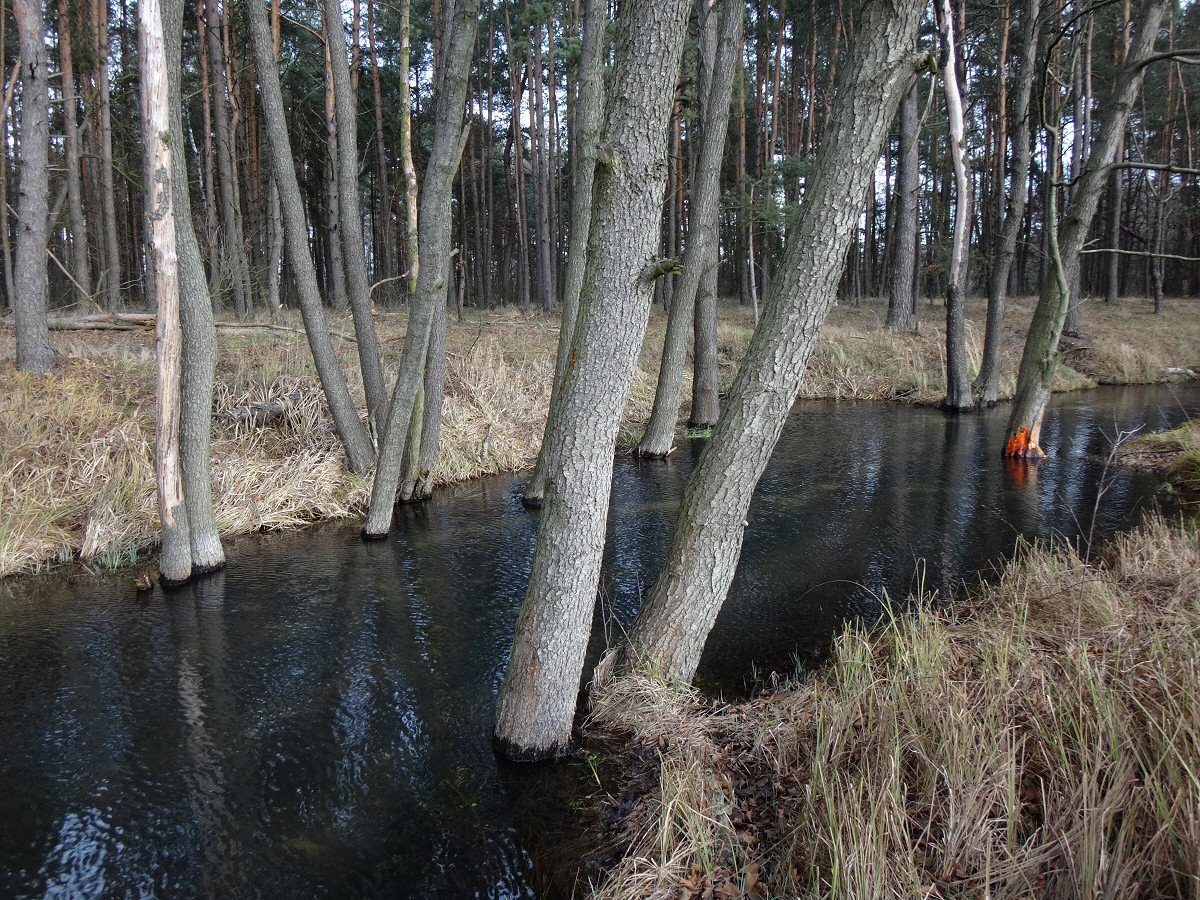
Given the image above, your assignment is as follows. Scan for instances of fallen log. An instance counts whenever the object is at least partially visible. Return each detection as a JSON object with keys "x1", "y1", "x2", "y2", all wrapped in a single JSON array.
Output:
[{"x1": 214, "y1": 391, "x2": 305, "y2": 428}]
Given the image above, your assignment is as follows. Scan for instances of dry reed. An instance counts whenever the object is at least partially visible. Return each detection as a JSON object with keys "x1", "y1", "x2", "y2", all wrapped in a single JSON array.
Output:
[{"x1": 584, "y1": 515, "x2": 1200, "y2": 900}]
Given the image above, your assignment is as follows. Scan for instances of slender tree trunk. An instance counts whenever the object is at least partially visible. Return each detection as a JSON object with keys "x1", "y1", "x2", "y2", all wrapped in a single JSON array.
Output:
[
  {"x1": 362, "y1": 0, "x2": 479, "y2": 533},
  {"x1": 140, "y1": 0, "x2": 193, "y2": 584},
  {"x1": 0, "y1": 8, "x2": 14, "y2": 308},
  {"x1": 521, "y1": 0, "x2": 607, "y2": 506},
  {"x1": 938, "y1": 0, "x2": 973, "y2": 410},
  {"x1": 245, "y1": 0, "x2": 375, "y2": 474},
  {"x1": 975, "y1": 0, "x2": 1040, "y2": 404},
  {"x1": 639, "y1": 0, "x2": 742, "y2": 456},
  {"x1": 398, "y1": 0, "x2": 418, "y2": 297},
  {"x1": 886, "y1": 76, "x2": 920, "y2": 331},
  {"x1": 96, "y1": 0, "x2": 122, "y2": 310},
  {"x1": 621, "y1": 0, "x2": 924, "y2": 684},
  {"x1": 323, "y1": 0, "x2": 388, "y2": 425},
  {"x1": 322, "y1": 47, "x2": 348, "y2": 313},
  {"x1": 1004, "y1": 0, "x2": 1163, "y2": 459},
  {"x1": 367, "y1": 0, "x2": 395, "y2": 282},
  {"x1": 58, "y1": 0, "x2": 91, "y2": 307},
  {"x1": 493, "y1": 0, "x2": 693, "y2": 762},
  {"x1": 13, "y1": 0, "x2": 55, "y2": 373}
]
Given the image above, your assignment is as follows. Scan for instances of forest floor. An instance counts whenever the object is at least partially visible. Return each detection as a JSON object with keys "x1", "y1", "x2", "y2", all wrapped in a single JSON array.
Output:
[
  {"x1": 573, "y1": 513, "x2": 1200, "y2": 900},
  {"x1": 1, "y1": 293, "x2": 1197, "y2": 577}
]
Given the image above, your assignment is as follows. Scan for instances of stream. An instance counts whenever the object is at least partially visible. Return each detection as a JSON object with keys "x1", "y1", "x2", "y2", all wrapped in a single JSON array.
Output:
[{"x1": 2, "y1": 382, "x2": 1197, "y2": 898}]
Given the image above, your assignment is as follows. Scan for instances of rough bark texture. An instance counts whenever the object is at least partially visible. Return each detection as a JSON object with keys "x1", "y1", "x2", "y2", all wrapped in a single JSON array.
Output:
[
  {"x1": 12, "y1": 0, "x2": 55, "y2": 374},
  {"x1": 624, "y1": 0, "x2": 924, "y2": 683},
  {"x1": 938, "y1": 0, "x2": 973, "y2": 411},
  {"x1": 885, "y1": 76, "x2": 919, "y2": 332},
  {"x1": 246, "y1": 0, "x2": 376, "y2": 475},
  {"x1": 975, "y1": 0, "x2": 1040, "y2": 405},
  {"x1": 1004, "y1": 0, "x2": 1163, "y2": 459},
  {"x1": 141, "y1": 0, "x2": 192, "y2": 584},
  {"x1": 323, "y1": 0, "x2": 388, "y2": 425},
  {"x1": 492, "y1": 0, "x2": 693, "y2": 762},
  {"x1": 363, "y1": 0, "x2": 479, "y2": 534},
  {"x1": 58, "y1": 0, "x2": 90, "y2": 307},
  {"x1": 522, "y1": 0, "x2": 607, "y2": 506},
  {"x1": 638, "y1": 0, "x2": 742, "y2": 457},
  {"x1": 166, "y1": 0, "x2": 224, "y2": 572}
]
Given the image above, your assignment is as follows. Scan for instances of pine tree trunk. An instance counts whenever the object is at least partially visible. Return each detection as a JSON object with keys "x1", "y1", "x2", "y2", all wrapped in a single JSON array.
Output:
[
  {"x1": 1004, "y1": 0, "x2": 1163, "y2": 459},
  {"x1": 12, "y1": 0, "x2": 55, "y2": 373},
  {"x1": 245, "y1": 0, "x2": 375, "y2": 474},
  {"x1": 362, "y1": 0, "x2": 479, "y2": 533},
  {"x1": 492, "y1": 0, "x2": 693, "y2": 762},
  {"x1": 58, "y1": 0, "x2": 91, "y2": 307},
  {"x1": 622, "y1": 0, "x2": 924, "y2": 683},
  {"x1": 639, "y1": 0, "x2": 742, "y2": 456},
  {"x1": 95, "y1": 0, "x2": 122, "y2": 310},
  {"x1": 521, "y1": 0, "x2": 607, "y2": 506},
  {"x1": 975, "y1": 0, "x2": 1040, "y2": 404}
]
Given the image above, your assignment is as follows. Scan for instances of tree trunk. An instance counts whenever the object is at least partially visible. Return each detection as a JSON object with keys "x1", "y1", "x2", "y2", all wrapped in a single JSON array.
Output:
[
  {"x1": 975, "y1": 0, "x2": 1040, "y2": 404},
  {"x1": 245, "y1": 0, "x2": 376, "y2": 474},
  {"x1": 96, "y1": 0, "x2": 122, "y2": 310},
  {"x1": 58, "y1": 0, "x2": 91, "y2": 308},
  {"x1": 639, "y1": 0, "x2": 742, "y2": 457},
  {"x1": 362, "y1": 0, "x2": 479, "y2": 533},
  {"x1": 493, "y1": 0, "x2": 693, "y2": 762},
  {"x1": 521, "y1": 0, "x2": 607, "y2": 506},
  {"x1": 938, "y1": 0, "x2": 973, "y2": 410},
  {"x1": 885, "y1": 75, "x2": 919, "y2": 331},
  {"x1": 322, "y1": 50, "x2": 348, "y2": 313},
  {"x1": 622, "y1": 0, "x2": 924, "y2": 684},
  {"x1": 366, "y1": 0, "x2": 395, "y2": 283},
  {"x1": 140, "y1": 0, "x2": 192, "y2": 584},
  {"x1": 12, "y1": 0, "x2": 55, "y2": 374},
  {"x1": 1004, "y1": 0, "x2": 1163, "y2": 459},
  {"x1": 323, "y1": 0, "x2": 388, "y2": 425},
  {"x1": 398, "y1": 0, "x2": 418, "y2": 297}
]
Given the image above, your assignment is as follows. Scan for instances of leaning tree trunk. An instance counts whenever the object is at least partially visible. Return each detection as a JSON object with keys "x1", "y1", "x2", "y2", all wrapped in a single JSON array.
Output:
[
  {"x1": 140, "y1": 0, "x2": 192, "y2": 584},
  {"x1": 322, "y1": 0, "x2": 388, "y2": 426},
  {"x1": 622, "y1": 0, "x2": 925, "y2": 684},
  {"x1": 974, "y1": 0, "x2": 1040, "y2": 405},
  {"x1": 12, "y1": 0, "x2": 55, "y2": 374},
  {"x1": 245, "y1": 0, "x2": 376, "y2": 474},
  {"x1": 522, "y1": 0, "x2": 606, "y2": 506},
  {"x1": 1004, "y1": 0, "x2": 1164, "y2": 459},
  {"x1": 362, "y1": 0, "x2": 479, "y2": 534},
  {"x1": 938, "y1": 0, "x2": 973, "y2": 411},
  {"x1": 885, "y1": 76, "x2": 919, "y2": 332},
  {"x1": 638, "y1": 0, "x2": 743, "y2": 457},
  {"x1": 166, "y1": 0, "x2": 224, "y2": 572},
  {"x1": 492, "y1": 0, "x2": 694, "y2": 762}
]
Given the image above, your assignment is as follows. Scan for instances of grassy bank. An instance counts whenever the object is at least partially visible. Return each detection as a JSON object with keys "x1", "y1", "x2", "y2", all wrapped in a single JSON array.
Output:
[
  {"x1": 2, "y1": 294, "x2": 1197, "y2": 577},
  {"x1": 1120, "y1": 418, "x2": 1200, "y2": 507},
  {"x1": 581, "y1": 515, "x2": 1200, "y2": 899}
]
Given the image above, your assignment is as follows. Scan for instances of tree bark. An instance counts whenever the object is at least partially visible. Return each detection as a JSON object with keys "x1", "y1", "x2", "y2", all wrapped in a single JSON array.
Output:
[
  {"x1": 622, "y1": 0, "x2": 924, "y2": 684},
  {"x1": 885, "y1": 76, "x2": 919, "y2": 332},
  {"x1": 95, "y1": 0, "x2": 122, "y2": 311},
  {"x1": 323, "y1": 0, "x2": 388, "y2": 426},
  {"x1": 12, "y1": 0, "x2": 55, "y2": 374},
  {"x1": 362, "y1": 0, "x2": 479, "y2": 533},
  {"x1": 522, "y1": 0, "x2": 607, "y2": 506},
  {"x1": 492, "y1": 0, "x2": 693, "y2": 761},
  {"x1": 58, "y1": 0, "x2": 91, "y2": 308},
  {"x1": 1004, "y1": 0, "x2": 1163, "y2": 459},
  {"x1": 140, "y1": 0, "x2": 192, "y2": 584},
  {"x1": 974, "y1": 0, "x2": 1040, "y2": 404},
  {"x1": 638, "y1": 0, "x2": 742, "y2": 457},
  {"x1": 245, "y1": 0, "x2": 376, "y2": 475}
]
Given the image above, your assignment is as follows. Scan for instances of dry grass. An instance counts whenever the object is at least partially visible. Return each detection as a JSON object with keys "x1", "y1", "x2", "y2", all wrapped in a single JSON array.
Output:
[
  {"x1": 583, "y1": 515, "x2": 1200, "y2": 899},
  {"x1": 1, "y1": 293, "x2": 1196, "y2": 576},
  {"x1": 1120, "y1": 418, "x2": 1200, "y2": 506}
]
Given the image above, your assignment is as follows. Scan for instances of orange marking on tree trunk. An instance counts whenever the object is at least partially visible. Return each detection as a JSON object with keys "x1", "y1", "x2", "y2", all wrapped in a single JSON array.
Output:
[{"x1": 1004, "y1": 426, "x2": 1046, "y2": 460}]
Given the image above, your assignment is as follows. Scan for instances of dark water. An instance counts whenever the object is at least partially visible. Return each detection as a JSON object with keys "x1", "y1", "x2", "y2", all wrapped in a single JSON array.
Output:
[{"x1": 2, "y1": 383, "x2": 1197, "y2": 899}]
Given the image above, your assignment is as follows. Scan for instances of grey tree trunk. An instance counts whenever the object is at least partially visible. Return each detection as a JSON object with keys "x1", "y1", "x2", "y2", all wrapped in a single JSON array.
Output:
[
  {"x1": 58, "y1": 0, "x2": 91, "y2": 308},
  {"x1": 399, "y1": 284, "x2": 448, "y2": 503},
  {"x1": 96, "y1": 0, "x2": 122, "y2": 311},
  {"x1": 245, "y1": 0, "x2": 376, "y2": 475},
  {"x1": 140, "y1": 0, "x2": 192, "y2": 584},
  {"x1": 885, "y1": 76, "x2": 919, "y2": 332},
  {"x1": 1004, "y1": 0, "x2": 1163, "y2": 459},
  {"x1": 638, "y1": 0, "x2": 742, "y2": 457},
  {"x1": 974, "y1": 0, "x2": 1040, "y2": 405},
  {"x1": 323, "y1": 0, "x2": 388, "y2": 426},
  {"x1": 623, "y1": 0, "x2": 925, "y2": 684},
  {"x1": 522, "y1": 0, "x2": 607, "y2": 506},
  {"x1": 362, "y1": 0, "x2": 479, "y2": 534},
  {"x1": 492, "y1": 0, "x2": 693, "y2": 762},
  {"x1": 12, "y1": 0, "x2": 55, "y2": 374},
  {"x1": 166, "y1": 0, "x2": 223, "y2": 572}
]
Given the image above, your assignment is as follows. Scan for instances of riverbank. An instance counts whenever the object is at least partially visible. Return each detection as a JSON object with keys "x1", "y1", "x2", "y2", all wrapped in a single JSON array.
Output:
[
  {"x1": 577, "y1": 514, "x2": 1200, "y2": 899},
  {"x1": 2, "y1": 294, "x2": 1197, "y2": 576}
]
